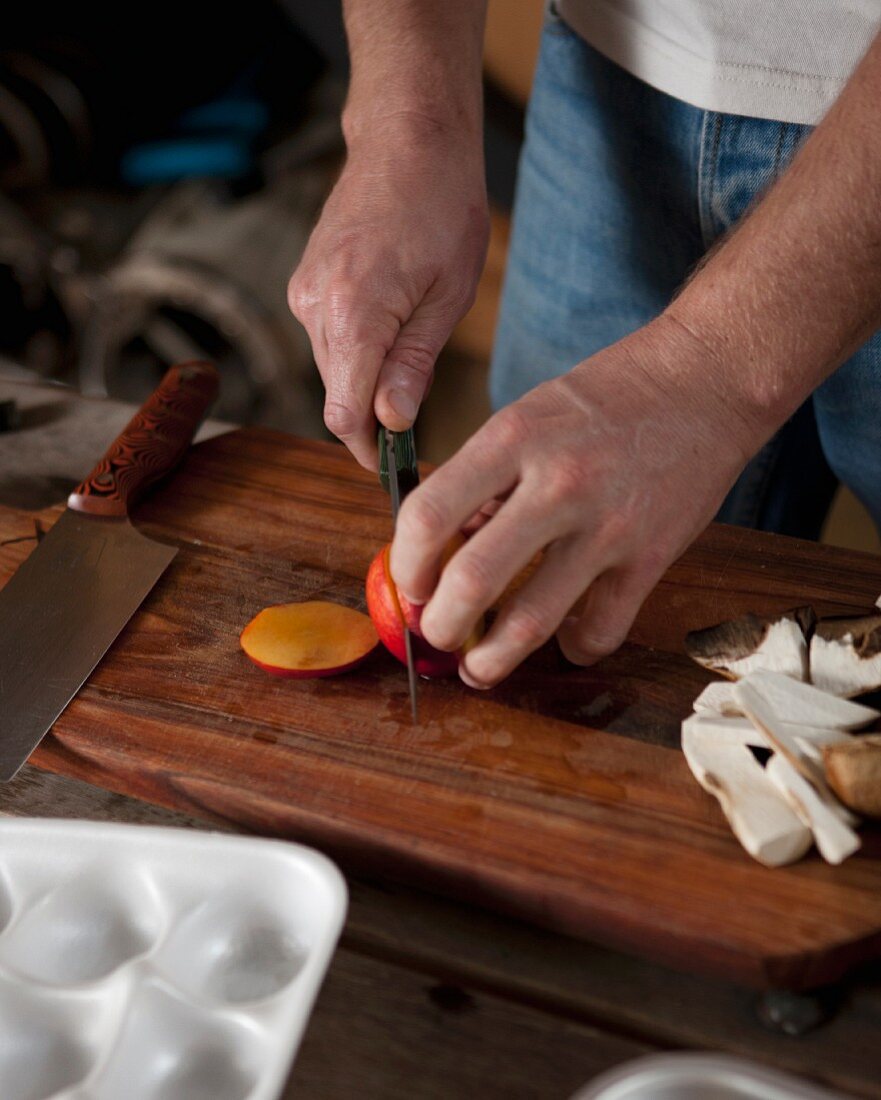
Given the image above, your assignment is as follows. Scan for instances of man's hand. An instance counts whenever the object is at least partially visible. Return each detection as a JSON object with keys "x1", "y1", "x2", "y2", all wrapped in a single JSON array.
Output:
[
  {"x1": 288, "y1": 127, "x2": 488, "y2": 469},
  {"x1": 396, "y1": 27, "x2": 881, "y2": 687},
  {"x1": 289, "y1": 0, "x2": 488, "y2": 470},
  {"x1": 390, "y1": 317, "x2": 760, "y2": 687}
]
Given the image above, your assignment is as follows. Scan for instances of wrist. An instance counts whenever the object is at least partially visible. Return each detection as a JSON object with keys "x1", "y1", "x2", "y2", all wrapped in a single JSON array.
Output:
[
  {"x1": 573, "y1": 313, "x2": 773, "y2": 469},
  {"x1": 654, "y1": 305, "x2": 791, "y2": 455},
  {"x1": 342, "y1": 102, "x2": 482, "y2": 156}
]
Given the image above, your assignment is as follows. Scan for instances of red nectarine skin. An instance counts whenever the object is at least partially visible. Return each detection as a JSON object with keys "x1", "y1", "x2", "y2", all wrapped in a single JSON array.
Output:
[
  {"x1": 245, "y1": 652, "x2": 373, "y2": 679},
  {"x1": 365, "y1": 548, "x2": 410, "y2": 665},
  {"x1": 365, "y1": 543, "x2": 483, "y2": 678},
  {"x1": 240, "y1": 601, "x2": 378, "y2": 678}
]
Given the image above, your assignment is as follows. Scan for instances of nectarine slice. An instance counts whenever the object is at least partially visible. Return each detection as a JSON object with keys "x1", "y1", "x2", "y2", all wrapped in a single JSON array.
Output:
[{"x1": 241, "y1": 601, "x2": 378, "y2": 678}]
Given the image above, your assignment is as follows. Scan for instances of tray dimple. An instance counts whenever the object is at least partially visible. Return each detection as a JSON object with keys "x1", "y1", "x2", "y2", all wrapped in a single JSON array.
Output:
[
  {"x1": 90, "y1": 981, "x2": 264, "y2": 1100},
  {"x1": 0, "y1": 866, "x2": 164, "y2": 987},
  {"x1": 155, "y1": 894, "x2": 307, "y2": 1006},
  {"x1": 0, "y1": 820, "x2": 347, "y2": 1100},
  {"x1": 0, "y1": 869, "x2": 13, "y2": 935},
  {"x1": 0, "y1": 982, "x2": 98, "y2": 1100}
]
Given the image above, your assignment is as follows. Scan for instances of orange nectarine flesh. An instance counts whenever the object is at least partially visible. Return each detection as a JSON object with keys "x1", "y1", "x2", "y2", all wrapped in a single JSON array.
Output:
[
  {"x1": 383, "y1": 546, "x2": 407, "y2": 626},
  {"x1": 240, "y1": 601, "x2": 378, "y2": 678}
]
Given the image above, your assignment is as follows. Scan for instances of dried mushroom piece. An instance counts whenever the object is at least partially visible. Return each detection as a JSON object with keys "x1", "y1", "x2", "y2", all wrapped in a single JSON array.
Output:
[
  {"x1": 822, "y1": 735, "x2": 881, "y2": 818},
  {"x1": 681, "y1": 717, "x2": 812, "y2": 867},
  {"x1": 810, "y1": 614, "x2": 881, "y2": 697},
  {"x1": 685, "y1": 607, "x2": 814, "y2": 682}
]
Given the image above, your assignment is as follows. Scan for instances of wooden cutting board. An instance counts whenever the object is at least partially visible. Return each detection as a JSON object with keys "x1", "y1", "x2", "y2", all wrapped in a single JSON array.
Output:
[{"x1": 4, "y1": 427, "x2": 881, "y2": 991}]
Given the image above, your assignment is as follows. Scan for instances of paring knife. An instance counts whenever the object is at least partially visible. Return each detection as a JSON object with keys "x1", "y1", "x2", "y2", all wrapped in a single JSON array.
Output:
[
  {"x1": 379, "y1": 425, "x2": 419, "y2": 723},
  {"x1": 0, "y1": 361, "x2": 219, "y2": 781}
]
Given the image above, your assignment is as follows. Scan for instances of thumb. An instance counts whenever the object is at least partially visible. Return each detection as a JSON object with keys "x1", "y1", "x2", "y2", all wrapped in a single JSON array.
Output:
[{"x1": 373, "y1": 301, "x2": 454, "y2": 430}]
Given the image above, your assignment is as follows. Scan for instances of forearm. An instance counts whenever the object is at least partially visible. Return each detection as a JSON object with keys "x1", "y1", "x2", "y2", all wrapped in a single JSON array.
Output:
[
  {"x1": 342, "y1": 0, "x2": 487, "y2": 149},
  {"x1": 667, "y1": 31, "x2": 881, "y2": 443}
]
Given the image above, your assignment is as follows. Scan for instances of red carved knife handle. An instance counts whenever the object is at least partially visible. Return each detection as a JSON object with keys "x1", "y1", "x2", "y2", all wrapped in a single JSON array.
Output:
[{"x1": 68, "y1": 361, "x2": 220, "y2": 517}]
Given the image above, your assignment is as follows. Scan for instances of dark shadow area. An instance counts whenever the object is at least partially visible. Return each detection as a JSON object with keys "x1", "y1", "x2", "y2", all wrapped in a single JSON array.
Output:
[
  {"x1": 0, "y1": 474, "x2": 76, "y2": 510},
  {"x1": 17, "y1": 401, "x2": 67, "y2": 431}
]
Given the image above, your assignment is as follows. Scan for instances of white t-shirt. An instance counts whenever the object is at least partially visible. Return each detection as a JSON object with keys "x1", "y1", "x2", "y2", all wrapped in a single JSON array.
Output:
[{"x1": 556, "y1": 0, "x2": 881, "y2": 124}]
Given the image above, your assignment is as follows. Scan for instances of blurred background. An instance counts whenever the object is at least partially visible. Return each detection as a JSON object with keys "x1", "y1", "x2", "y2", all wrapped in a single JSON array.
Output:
[{"x1": 1, "y1": 0, "x2": 876, "y2": 551}]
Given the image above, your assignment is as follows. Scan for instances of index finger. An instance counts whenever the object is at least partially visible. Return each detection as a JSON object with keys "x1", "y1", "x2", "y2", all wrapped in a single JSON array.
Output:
[
  {"x1": 390, "y1": 420, "x2": 520, "y2": 602},
  {"x1": 320, "y1": 321, "x2": 391, "y2": 471}
]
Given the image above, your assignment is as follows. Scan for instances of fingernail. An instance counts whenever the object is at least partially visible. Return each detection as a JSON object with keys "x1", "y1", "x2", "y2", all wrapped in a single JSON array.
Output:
[
  {"x1": 399, "y1": 592, "x2": 426, "y2": 607},
  {"x1": 387, "y1": 389, "x2": 417, "y2": 423},
  {"x1": 459, "y1": 663, "x2": 490, "y2": 690}
]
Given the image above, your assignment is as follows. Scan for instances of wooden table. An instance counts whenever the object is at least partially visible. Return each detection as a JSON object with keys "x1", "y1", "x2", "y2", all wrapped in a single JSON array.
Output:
[{"x1": 1, "y1": 377, "x2": 880, "y2": 1100}]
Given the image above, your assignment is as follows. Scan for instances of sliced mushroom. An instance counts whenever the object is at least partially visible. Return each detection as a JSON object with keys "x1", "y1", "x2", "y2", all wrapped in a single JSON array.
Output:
[
  {"x1": 795, "y1": 738, "x2": 860, "y2": 827},
  {"x1": 810, "y1": 614, "x2": 881, "y2": 697},
  {"x1": 681, "y1": 717, "x2": 812, "y2": 866},
  {"x1": 766, "y1": 755, "x2": 861, "y2": 865},
  {"x1": 693, "y1": 681, "x2": 742, "y2": 716},
  {"x1": 736, "y1": 677, "x2": 860, "y2": 822},
  {"x1": 822, "y1": 735, "x2": 881, "y2": 818},
  {"x1": 736, "y1": 679, "x2": 828, "y2": 783},
  {"x1": 740, "y1": 669, "x2": 878, "y2": 730},
  {"x1": 788, "y1": 726, "x2": 853, "y2": 749},
  {"x1": 687, "y1": 708, "x2": 852, "y2": 751},
  {"x1": 685, "y1": 607, "x2": 813, "y2": 682},
  {"x1": 686, "y1": 713, "x2": 766, "y2": 746}
]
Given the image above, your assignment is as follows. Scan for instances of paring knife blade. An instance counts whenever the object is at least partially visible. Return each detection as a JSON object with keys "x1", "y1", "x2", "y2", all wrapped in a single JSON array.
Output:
[
  {"x1": 382, "y1": 427, "x2": 419, "y2": 723},
  {"x1": 0, "y1": 361, "x2": 219, "y2": 781}
]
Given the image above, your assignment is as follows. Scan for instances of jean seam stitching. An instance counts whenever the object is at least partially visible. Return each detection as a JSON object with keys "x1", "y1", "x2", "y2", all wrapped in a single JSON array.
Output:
[
  {"x1": 771, "y1": 122, "x2": 787, "y2": 181},
  {"x1": 697, "y1": 113, "x2": 721, "y2": 248}
]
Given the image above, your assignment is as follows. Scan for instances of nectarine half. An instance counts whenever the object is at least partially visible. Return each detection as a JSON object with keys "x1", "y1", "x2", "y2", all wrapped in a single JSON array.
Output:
[{"x1": 365, "y1": 538, "x2": 483, "y2": 677}]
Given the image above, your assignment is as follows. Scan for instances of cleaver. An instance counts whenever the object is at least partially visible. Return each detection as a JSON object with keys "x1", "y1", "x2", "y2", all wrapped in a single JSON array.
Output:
[{"x1": 0, "y1": 360, "x2": 219, "y2": 781}]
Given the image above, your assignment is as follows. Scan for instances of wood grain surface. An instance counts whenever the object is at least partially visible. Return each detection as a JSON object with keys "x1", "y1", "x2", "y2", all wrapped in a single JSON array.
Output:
[
  {"x1": 5, "y1": 767, "x2": 880, "y2": 1099},
  {"x1": 4, "y1": 427, "x2": 881, "y2": 992}
]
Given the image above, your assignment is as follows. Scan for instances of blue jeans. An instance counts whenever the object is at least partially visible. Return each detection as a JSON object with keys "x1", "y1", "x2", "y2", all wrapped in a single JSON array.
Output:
[{"x1": 491, "y1": 10, "x2": 881, "y2": 540}]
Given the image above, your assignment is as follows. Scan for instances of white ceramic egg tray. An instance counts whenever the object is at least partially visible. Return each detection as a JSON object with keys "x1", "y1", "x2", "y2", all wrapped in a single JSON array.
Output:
[{"x1": 0, "y1": 818, "x2": 347, "y2": 1100}]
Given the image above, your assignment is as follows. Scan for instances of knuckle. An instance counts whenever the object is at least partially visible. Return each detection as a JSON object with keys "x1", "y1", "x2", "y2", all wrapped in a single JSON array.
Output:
[
  {"x1": 323, "y1": 401, "x2": 360, "y2": 438},
  {"x1": 388, "y1": 341, "x2": 436, "y2": 381},
  {"x1": 594, "y1": 509, "x2": 632, "y2": 554},
  {"x1": 584, "y1": 628, "x2": 623, "y2": 657},
  {"x1": 324, "y1": 292, "x2": 396, "y2": 350},
  {"x1": 287, "y1": 276, "x2": 317, "y2": 321},
  {"x1": 634, "y1": 546, "x2": 670, "y2": 584},
  {"x1": 568, "y1": 625, "x2": 625, "y2": 663},
  {"x1": 504, "y1": 605, "x2": 553, "y2": 650},
  {"x1": 400, "y1": 491, "x2": 448, "y2": 542},
  {"x1": 487, "y1": 407, "x2": 530, "y2": 451},
  {"x1": 545, "y1": 454, "x2": 586, "y2": 505},
  {"x1": 445, "y1": 554, "x2": 495, "y2": 608},
  {"x1": 444, "y1": 277, "x2": 479, "y2": 317},
  {"x1": 331, "y1": 230, "x2": 385, "y2": 272}
]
